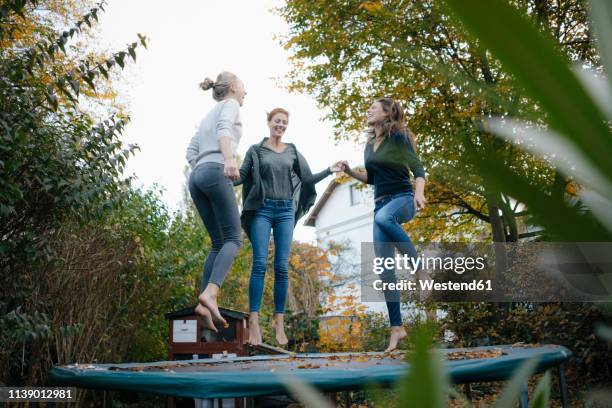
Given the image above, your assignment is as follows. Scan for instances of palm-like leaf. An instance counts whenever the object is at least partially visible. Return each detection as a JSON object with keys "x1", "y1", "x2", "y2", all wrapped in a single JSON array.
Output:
[{"x1": 441, "y1": 0, "x2": 612, "y2": 241}]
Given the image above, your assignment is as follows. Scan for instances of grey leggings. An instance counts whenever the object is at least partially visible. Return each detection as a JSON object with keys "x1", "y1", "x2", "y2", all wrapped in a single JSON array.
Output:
[{"x1": 188, "y1": 162, "x2": 242, "y2": 290}]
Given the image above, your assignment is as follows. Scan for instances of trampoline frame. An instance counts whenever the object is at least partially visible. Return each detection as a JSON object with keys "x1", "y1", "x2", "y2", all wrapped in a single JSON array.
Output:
[{"x1": 49, "y1": 345, "x2": 572, "y2": 407}]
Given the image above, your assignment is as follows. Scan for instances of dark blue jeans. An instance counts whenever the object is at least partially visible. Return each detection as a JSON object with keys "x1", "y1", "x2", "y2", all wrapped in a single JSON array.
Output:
[
  {"x1": 249, "y1": 198, "x2": 294, "y2": 314},
  {"x1": 373, "y1": 191, "x2": 417, "y2": 327}
]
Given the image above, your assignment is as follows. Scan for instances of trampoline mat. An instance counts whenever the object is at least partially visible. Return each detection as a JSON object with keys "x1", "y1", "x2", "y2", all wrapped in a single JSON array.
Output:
[{"x1": 48, "y1": 344, "x2": 571, "y2": 399}]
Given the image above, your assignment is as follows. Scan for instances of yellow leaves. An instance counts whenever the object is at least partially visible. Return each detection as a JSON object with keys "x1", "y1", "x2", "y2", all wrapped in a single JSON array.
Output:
[
  {"x1": 318, "y1": 315, "x2": 363, "y2": 352},
  {"x1": 335, "y1": 173, "x2": 353, "y2": 184},
  {"x1": 565, "y1": 179, "x2": 580, "y2": 196},
  {"x1": 359, "y1": 1, "x2": 384, "y2": 13}
]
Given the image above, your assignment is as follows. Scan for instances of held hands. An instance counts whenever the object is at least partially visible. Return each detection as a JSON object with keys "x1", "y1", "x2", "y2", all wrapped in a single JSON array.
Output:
[
  {"x1": 224, "y1": 157, "x2": 239, "y2": 180},
  {"x1": 333, "y1": 159, "x2": 427, "y2": 211},
  {"x1": 337, "y1": 160, "x2": 367, "y2": 183},
  {"x1": 329, "y1": 161, "x2": 345, "y2": 173},
  {"x1": 338, "y1": 160, "x2": 351, "y2": 174}
]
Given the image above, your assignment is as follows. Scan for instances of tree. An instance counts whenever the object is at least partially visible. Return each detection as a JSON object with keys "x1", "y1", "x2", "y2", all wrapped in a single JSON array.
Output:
[
  {"x1": 277, "y1": 3, "x2": 612, "y2": 396},
  {"x1": 0, "y1": 0, "x2": 147, "y2": 386},
  {"x1": 277, "y1": 0, "x2": 601, "y2": 245}
]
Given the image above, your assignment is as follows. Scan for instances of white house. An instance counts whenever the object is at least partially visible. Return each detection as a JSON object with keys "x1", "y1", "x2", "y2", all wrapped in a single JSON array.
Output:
[
  {"x1": 304, "y1": 176, "x2": 374, "y2": 276},
  {"x1": 304, "y1": 176, "x2": 389, "y2": 313}
]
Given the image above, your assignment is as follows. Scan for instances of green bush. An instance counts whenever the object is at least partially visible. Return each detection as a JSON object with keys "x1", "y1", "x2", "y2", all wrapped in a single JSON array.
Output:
[
  {"x1": 440, "y1": 302, "x2": 612, "y2": 384},
  {"x1": 0, "y1": 0, "x2": 148, "y2": 385}
]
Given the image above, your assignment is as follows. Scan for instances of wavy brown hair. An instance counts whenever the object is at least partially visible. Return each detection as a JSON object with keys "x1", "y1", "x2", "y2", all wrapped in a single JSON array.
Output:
[{"x1": 366, "y1": 97, "x2": 417, "y2": 152}]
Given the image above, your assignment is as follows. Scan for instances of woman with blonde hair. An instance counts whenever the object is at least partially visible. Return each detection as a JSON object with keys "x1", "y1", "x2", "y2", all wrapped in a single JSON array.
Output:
[
  {"x1": 341, "y1": 97, "x2": 426, "y2": 351},
  {"x1": 235, "y1": 107, "x2": 341, "y2": 346},
  {"x1": 186, "y1": 71, "x2": 247, "y2": 331}
]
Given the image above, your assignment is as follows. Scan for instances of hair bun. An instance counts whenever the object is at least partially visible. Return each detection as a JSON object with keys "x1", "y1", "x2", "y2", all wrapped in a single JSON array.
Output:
[{"x1": 199, "y1": 77, "x2": 215, "y2": 91}]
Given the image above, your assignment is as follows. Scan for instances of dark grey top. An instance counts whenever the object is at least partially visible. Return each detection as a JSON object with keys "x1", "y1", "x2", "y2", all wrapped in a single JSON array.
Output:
[
  {"x1": 234, "y1": 138, "x2": 332, "y2": 240},
  {"x1": 259, "y1": 143, "x2": 331, "y2": 200},
  {"x1": 259, "y1": 144, "x2": 298, "y2": 200}
]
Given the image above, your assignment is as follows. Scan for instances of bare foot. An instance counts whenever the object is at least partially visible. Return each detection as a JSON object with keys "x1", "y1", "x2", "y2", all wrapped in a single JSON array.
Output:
[
  {"x1": 198, "y1": 284, "x2": 227, "y2": 327},
  {"x1": 195, "y1": 303, "x2": 217, "y2": 332},
  {"x1": 273, "y1": 314, "x2": 288, "y2": 346},
  {"x1": 385, "y1": 326, "x2": 407, "y2": 352},
  {"x1": 248, "y1": 313, "x2": 262, "y2": 345}
]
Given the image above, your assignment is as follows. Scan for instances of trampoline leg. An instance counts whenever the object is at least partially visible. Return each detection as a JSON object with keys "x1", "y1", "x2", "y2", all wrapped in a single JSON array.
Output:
[
  {"x1": 558, "y1": 364, "x2": 569, "y2": 408},
  {"x1": 464, "y1": 383, "x2": 472, "y2": 403},
  {"x1": 519, "y1": 381, "x2": 529, "y2": 408}
]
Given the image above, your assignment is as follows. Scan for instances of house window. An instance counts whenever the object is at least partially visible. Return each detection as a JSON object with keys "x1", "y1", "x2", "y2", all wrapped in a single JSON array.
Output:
[{"x1": 349, "y1": 184, "x2": 362, "y2": 206}]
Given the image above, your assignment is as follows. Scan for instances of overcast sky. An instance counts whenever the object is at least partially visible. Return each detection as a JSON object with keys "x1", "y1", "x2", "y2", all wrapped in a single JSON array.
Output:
[{"x1": 96, "y1": 0, "x2": 364, "y2": 242}]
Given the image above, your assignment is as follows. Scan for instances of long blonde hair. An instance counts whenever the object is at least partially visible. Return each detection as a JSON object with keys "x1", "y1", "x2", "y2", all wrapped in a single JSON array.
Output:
[{"x1": 367, "y1": 97, "x2": 417, "y2": 152}]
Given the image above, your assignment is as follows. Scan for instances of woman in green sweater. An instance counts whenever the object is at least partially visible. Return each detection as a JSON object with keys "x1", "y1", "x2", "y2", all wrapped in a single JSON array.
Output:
[{"x1": 341, "y1": 97, "x2": 426, "y2": 351}]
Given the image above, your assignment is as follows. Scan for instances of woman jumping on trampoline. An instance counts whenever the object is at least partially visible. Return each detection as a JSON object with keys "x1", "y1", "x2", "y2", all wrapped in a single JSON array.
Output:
[
  {"x1": 340, "y1": 97, "x2": 426, "y2": 352},
  {"x1": 235, "y1": 107, "x2": 341, "y2": 346},
  {"x1": 186, "y1": 71, "x2": 247, "y2": 332}
]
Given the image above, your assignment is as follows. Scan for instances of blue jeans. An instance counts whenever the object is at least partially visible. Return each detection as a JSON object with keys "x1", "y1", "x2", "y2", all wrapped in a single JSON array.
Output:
[
  {"x1": 373, "y1": 192, "x2": 417, "y2": 327},
  {"x1": 249, "y1": 198, "x2": 294, "y2": 314}
]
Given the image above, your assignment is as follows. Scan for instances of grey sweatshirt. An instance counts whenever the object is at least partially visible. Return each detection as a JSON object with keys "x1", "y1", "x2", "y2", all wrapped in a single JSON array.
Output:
[{"x1": 186, "y1": 98, "x2": 242, "y2": 168}]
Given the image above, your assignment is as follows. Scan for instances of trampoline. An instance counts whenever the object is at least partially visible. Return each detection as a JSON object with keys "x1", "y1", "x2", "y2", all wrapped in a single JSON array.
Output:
[{"x1": 49, "y1": 344, "x2": 571, "y2": 406}]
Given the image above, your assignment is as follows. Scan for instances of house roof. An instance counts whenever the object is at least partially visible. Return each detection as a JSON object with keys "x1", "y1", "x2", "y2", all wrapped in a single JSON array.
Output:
[
  {"x1": 165, "y1": 305, "x2": 248, "y2": 320},
  {"x1": 304, "y1": 178, "x2": 340, "y2": 227}
]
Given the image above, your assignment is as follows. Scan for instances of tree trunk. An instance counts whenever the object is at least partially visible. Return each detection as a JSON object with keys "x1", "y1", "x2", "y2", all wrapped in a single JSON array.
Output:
[
  {"x1": 552, "y1": 167, "x2": 566, "y2": 203},
  {"x1": 485, "y1": 187, "x2": 508, "y2": 302}
]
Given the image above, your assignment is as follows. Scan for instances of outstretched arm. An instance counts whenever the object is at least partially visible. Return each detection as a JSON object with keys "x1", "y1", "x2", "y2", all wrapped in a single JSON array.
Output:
[{"x1": 308, "y1": 167, "x2": 332, "y2": 184}]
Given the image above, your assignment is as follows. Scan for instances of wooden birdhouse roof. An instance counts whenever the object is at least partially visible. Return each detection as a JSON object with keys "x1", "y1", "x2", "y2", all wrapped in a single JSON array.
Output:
[{"x1": 165, "y1": 305, "x2": 248, "y2": 321}]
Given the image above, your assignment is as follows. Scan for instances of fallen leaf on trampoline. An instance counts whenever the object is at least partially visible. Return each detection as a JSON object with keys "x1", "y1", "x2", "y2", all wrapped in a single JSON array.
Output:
[
  {"x1": 297, "y1": 364, "x2": 321, "y2": 369},
  {"x1": 511, "y1": 342, "x2": 542, "y2": 348},
  {"x1": 445, "y1": 349, "x2": 503, "y2": 360}
]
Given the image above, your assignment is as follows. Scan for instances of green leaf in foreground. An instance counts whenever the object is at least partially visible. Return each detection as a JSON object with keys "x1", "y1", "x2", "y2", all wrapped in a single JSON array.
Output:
[
  {"x1": 398, "y1": 323, "x2": 449, "y2": 408},
  {"x1": 441, "y1": 0, "x2": 612, "y2": 180},
  {"x1": 594, "y1": 323, "x2": 612, "y2": 342},
  {"x1": 494, "y1": 356, "x2": 540, "y2": 408},
  {"x1": 530, "y1": 371, "x2": 551, "y2": 408},
  {"x1": 589, "y1": 0, "x2": 612, "y2": 81},
  {"x1": 278, "y1": 372, "x2": 334, "y2": 408}
]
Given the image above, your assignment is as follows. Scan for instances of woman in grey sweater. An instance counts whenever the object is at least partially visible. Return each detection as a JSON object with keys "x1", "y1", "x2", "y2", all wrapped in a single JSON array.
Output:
[
  {"x1": 235, "y1": 108, "x2": 340, "y2": 345},
  {"x1": 186, "y1": 71, "x2": 246, "y2": 332}
]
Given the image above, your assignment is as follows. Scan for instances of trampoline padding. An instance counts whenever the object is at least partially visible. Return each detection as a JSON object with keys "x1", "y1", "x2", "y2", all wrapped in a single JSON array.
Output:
[{"x1": 48, "y1": 344, "x2": 571, "y2": 399}]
